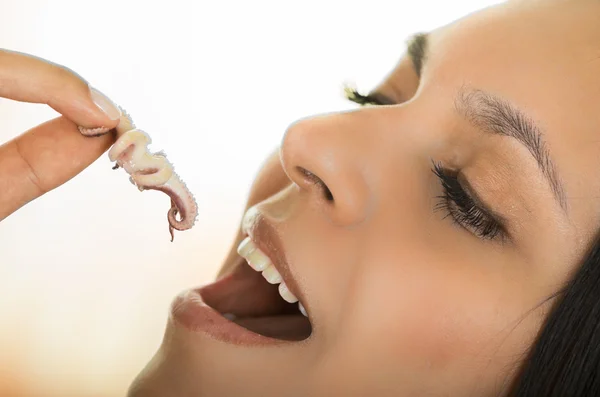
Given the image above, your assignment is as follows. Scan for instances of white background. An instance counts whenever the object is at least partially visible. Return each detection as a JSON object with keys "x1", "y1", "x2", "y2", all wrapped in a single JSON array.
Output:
[{"x1": 0, "y1": 0, "x2": 502, "y2": 395}]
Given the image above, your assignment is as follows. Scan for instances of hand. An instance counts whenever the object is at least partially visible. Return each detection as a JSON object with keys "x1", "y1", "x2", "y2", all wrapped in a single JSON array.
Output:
[{"x1": 0, "y1": 49, "x2": 122, "y2": 221}]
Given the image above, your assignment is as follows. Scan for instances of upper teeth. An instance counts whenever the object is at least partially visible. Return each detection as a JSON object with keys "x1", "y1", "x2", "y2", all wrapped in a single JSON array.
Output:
[{"x1": 237, "y1": 237, "x2": 308, "y2": 317}]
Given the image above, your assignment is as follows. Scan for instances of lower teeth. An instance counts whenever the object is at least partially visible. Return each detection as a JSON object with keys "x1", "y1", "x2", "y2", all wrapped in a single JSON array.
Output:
[{"x1": 223, "y1": 313, "x2": 237, "y2": 321}]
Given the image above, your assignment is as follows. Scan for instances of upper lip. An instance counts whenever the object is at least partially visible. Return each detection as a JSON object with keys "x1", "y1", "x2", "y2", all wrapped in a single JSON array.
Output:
[{"x1": 242, "y1": 207, "x2": 308, "y2": 311}]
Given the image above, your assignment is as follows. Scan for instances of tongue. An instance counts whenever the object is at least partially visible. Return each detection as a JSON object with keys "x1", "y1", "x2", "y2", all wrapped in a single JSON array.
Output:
[
  {"x1": 233, "y1": 315, "x2": 312, "y2": 341},
  {"x1": 201, "y1": 259, "x2": 293, "y2": 317},
  {"x1": 200, "y1": 260, "x2": 312, "y2": 341}
]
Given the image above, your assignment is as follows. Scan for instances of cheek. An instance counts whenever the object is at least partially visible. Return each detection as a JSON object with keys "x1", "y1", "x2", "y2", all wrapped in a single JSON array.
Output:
[{"x1": 332, "y1": 248, "x2": 545, "y2": 393}]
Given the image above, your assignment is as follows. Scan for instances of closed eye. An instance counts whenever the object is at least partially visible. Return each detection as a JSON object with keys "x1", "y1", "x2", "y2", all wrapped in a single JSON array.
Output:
[{"x1": 431, "y1": 160, "x2": 508, "y2": 244}]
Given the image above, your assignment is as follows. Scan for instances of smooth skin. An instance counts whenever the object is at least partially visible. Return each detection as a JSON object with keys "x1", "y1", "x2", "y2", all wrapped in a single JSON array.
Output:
[
  {"x1": 128, "y1": 0, "x2": 600, "y2": 396},
  {"x1": 0, "y1": 49, "x2": 121, "y2": 221}
]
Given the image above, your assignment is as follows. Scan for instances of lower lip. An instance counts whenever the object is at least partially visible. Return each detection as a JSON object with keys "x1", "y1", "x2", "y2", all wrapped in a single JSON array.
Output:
[{"x1": 170, "y1": 286, "x2": 289, "y2": 346}]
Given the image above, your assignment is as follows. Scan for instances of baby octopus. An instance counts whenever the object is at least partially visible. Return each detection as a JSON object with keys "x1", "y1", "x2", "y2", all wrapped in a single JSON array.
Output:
[{"x1": 78, "y1": 109, "x2": 198, "y2": 241}]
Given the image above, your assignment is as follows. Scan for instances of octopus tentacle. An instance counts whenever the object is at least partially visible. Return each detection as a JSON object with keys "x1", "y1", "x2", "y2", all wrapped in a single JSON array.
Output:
[
  {"x1": 152, "y1": 174, "x2": 198, "y2": 242},
  {"x1": 78, "y1": 126, "x2": 112, "y2": 137},
  {"x1": 80, "y1": 108, "x2": 198, "y2": 241}
]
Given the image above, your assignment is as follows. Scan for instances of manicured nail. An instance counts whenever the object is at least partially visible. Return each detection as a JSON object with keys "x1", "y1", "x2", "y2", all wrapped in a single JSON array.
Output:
[{"x1": 90, "y1": 86, "x2": 121, "y2": 120}]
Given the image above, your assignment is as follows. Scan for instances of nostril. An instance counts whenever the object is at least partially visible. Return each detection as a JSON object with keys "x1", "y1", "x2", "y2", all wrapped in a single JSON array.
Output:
[
  {"x1": 323, "y1": 185, "x2": 334, "y2": 202},
  {"x1": 296, "y1": 167, "x2": 334, "y2": 202}
]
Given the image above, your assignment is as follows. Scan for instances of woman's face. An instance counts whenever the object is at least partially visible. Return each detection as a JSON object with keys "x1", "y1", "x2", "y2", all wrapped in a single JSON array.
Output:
[{"x1": 129, "y1": 0, "x2": 600, "y2": 395}]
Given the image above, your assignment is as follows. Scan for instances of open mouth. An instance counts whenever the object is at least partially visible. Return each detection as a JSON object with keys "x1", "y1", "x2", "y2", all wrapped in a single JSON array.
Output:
[{"x1": 199, "y1": 237, "x2": 312, "y2": 342}]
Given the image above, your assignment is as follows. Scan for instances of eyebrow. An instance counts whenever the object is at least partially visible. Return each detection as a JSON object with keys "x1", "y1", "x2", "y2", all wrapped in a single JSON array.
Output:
[{"x1": 455, "y1": 87, "x2": 568, "y2": 213}]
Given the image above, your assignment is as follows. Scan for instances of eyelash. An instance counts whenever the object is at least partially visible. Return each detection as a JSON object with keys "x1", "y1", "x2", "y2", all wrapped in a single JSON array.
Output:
[
  {"x1": 432, "y1": 161, "x2": 506, "y2": 243},
  {"x1": 344, "y1": 86, "x2": 389, "y2": 106},
  {"x1": 344, "y1": 87, "x2": 506, "y2": 243}
]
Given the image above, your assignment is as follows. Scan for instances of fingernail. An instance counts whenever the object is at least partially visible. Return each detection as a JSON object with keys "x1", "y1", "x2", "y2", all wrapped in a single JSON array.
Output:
[{"x1": 90, "y1": 86, "x2": 121, "y2": 120}]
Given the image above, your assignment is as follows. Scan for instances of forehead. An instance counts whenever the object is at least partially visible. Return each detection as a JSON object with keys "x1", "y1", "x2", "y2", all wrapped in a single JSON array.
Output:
[{"x1": 425, "y1": 0, "x2": 600, "y2": 240}]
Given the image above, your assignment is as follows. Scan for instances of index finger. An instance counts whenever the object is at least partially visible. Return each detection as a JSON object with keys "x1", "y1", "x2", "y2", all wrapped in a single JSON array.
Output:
[{"x1": 0, "y1": 49, "x2": 121, "y2": 129}]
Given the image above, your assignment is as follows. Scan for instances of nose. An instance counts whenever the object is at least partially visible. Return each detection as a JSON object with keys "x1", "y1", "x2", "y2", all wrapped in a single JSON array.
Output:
[{"x1": 280, "y1": 112, "x2": 372, "y2": 226}]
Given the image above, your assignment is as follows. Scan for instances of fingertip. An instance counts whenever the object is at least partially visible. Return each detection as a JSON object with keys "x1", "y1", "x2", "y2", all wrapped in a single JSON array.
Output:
[
  {"x1": 49, "y1": 83, "x2": 122, "y2": 132},
  {"x1": 77, "y1": 85, "x2": 122, "y2": 131},
  {"x1": 89, "y1": 86, "x2": 122, "y2": 121}
]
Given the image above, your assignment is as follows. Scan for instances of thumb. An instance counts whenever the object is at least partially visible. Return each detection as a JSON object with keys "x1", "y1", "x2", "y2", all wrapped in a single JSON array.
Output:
[{"x1": 0, "y1": 116, "x2": 114, "y2": 220}]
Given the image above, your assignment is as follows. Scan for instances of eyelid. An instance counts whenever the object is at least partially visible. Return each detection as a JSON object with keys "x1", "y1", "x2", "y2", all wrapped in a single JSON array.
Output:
[
  {"x1": 366, "y1": 92, "x2": 397, "y2": 105},
  {"x1": 456, "y1": 172, "x2": 511, "y2": 234}
]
